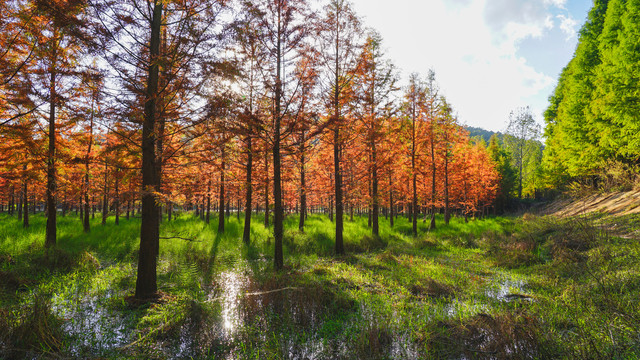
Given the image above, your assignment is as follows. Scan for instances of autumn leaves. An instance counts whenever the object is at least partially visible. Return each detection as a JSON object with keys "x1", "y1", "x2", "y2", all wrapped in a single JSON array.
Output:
[{"x1": 0, "y1": 0, "x2": 500, "y2": 301}]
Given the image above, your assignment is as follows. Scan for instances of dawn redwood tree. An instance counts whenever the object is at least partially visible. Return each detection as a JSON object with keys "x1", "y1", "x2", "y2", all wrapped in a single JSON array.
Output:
[
  {"x1": 76, "y1": 70, "x2": 102, "y2": 233},
  {"x1": 317, "y1": 0, "x2": 362, "y2": 254},
  {"x1": 423, "y1": 71, "x2": 440, "y2": 230},
  {"x1": 381, "y1": 112, "x2": 402, "y2": 227},
  {"x1": 217, "y1": 129, "x2": 231, "y2": 234},
  {"x1": 290, "y1": 48, "x2": 321, "y2": 232},
  {"x1": 437, "y1": 98, "x2": 460, "y2": 225},
  {"x1": 233, "y1": 11, "x2": 266, "y2": 244},
  {"x1": 246, "y1": 0, "x2": 310, "y2": 270},
  {"x1": 93, "y1": 0, "x2": 228, "y2": 300},
  {"x1": 450, "y1": 139, "x2": 499, "y2": 220},
  {"x1": 403, "y1": 73, "x2": 428, "y2": 236},
  {"x1": 24, "y1": 0, "x2": 89, "y2": 247},
  {"x1": 136, "y1": 0, "x2": 163, "y2": 299},
  {"x1": 0, "y1": 114, "x2": 42, "y2": 228},
  {"x1": 0, "y1": 1, "x2": 39, "y2": 128},
  {"x1": 352, "y1": 31, "x2": 398, "y2": 237}
]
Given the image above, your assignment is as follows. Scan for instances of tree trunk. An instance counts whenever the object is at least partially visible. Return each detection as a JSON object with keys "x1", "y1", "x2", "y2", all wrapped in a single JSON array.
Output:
[
  {"x1": 201, "y1": 194, "x2": 205, "y2": 221},
  {"x1": 298, "y1": 144, "x2": 306, "y2": 232},
  {"x1": 444, "y1": 146, "x2": 450, "y2": 225},
  {"x1": 114, "y1": 169, "x2": 120, "y2": 225},
  {"x1": 22, "y1": 180, "x2": 28, "y2": 228},
  {"x1": 83, "y1": 172, "x2": 90, "y2": 232},
  {"x1": 412, "y1": 103, "x2": 418, "y2": 236},
  {"x1": 264, "y1": 151, "x2": 269, "y2": 227},
  {"x1": 334, "y1": 127, "x2": 344, "y2": 253},
  {"x1": 62, "y1": 192, "x2": 67, "y2": 217},
  {"x1": 329, "y1": 196, "x2": 333, "y2": 222},
  {"x1": 84, "y1": 94, "x2": 94, "y2": 233},
  {"x1": 102, "y1": 157, "x2": 108, "y2": 226},
  {"x1": 236, "y1": 193, "x2": 240, "y2": 221},
  {"x1": 389, "y1": 172, "x2": 394, "y2": 227},
  {"x1": 430, "y1": 136, "x2": 437, "y2": 230},
  {"x1": 218, "y1": 150, "x2": 225, "y2": 233},
  {"x1": 368, "y1": 170, "x2": 372, "y2": 228},
  {"x1": 8, "y1": 186, "x2": 14, "y2": 216},
  {"x1": 135, "y1": 1, "x2": 162, "y2": 301},
  {"x1": 372, "y1": 142, "x2": 379, "y2": 237},
  {"x1": 45, "y1": 41, "x2": 58, "y2": 248},
  {"x1": 206, "y1": 178, "x2": 211, "y2": 224},
  {"x1": 273, "y1": 10, "x2": 284, "y2": 270}
]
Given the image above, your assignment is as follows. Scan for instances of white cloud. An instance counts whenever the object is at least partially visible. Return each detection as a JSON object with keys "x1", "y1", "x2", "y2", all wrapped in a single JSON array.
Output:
[
  {"x1": 557, "y1": 14, "x2": 578, "y2": 40},
  {"x1": 544, "y1": 0, "x2": 567, "y2": 8},
  {"x1": 349, "y1": 0, "x2": 567, "y2": 131}
]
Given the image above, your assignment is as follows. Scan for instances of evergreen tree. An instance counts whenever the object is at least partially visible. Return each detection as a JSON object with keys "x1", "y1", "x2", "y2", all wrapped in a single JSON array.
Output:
[
  {"x1": 487, "y1": 135, "x2": 516, "y2": 212},
  {"x1": 543, "y1": 0, "x2": 610, "y2": 179},
  {"x1": 594, "y1": 0, "x2": 640, "y2": 161}
]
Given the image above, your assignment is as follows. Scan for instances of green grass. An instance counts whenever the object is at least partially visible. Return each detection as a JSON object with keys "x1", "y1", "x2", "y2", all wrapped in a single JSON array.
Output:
[{"x1": 0, "y1": 210, "x2": 638, "y2": 359}]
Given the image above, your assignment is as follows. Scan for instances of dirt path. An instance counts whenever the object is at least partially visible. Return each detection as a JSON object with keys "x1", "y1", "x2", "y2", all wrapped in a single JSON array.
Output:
[{"x1": 545, "y1": 189, "x2": 640, "y2": 217}]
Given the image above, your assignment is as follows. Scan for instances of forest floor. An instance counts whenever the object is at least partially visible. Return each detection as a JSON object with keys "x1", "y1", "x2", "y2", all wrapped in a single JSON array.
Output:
[{"x1": 0, "y1": 210, "x2": 639, "y2": 359}]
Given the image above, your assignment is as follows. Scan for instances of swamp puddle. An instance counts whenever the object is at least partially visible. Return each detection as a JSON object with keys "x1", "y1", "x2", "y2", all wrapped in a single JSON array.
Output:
[
  {"x1": 174, "y1": 269, "x2": 532, "y2": 359},
  {"x1": 485, "y1": 275, "x2": 531, "y2": 302},
  {"x1": 52, "y1": 290, "x2": 133, "y2": 356},
  {"x1": 438, "y1": 275, "x2": 531, "y2": 320},
  {"x1": 47, "y1": 266, "x2": 531, "y2": 358},
  {"x1": 183, "y1": 267, "x2": 423, "y2": 359},
  {"x1": 211, "y1": 270, "x2": 248, "y2": 337}
]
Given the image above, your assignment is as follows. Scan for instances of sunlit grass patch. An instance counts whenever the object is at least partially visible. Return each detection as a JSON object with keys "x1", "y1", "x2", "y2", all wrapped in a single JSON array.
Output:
[{"x1": 1, "y1": 211, "x2": 638, "y2": 358}]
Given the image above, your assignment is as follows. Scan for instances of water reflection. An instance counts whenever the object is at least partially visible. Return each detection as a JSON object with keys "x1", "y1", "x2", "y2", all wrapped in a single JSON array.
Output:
[
  {"x1": 208, "y1": 270, "x2": 251, "y2": 338},
  {"x1": 52, "y1": 291, "x2": 131, "y2": 356},
  {"x1": 485, "y1": 277, "x2": 528, "y2": 301}
]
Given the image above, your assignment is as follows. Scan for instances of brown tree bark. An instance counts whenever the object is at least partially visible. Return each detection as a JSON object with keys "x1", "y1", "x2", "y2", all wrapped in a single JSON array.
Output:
[
  {"x1": 114, "y1": 168, "x2": 120, "y2": 225},
  {"x1": 218, "y1": 149, "x2": 225, "y2": 233},
  {"x1": 135, "y1": 0, "x2": 163, "y2": 301},
  {"x1": 206, "y1": 178, "x2": 211, "y2": 224},
  {"x1": 273, "y1": 24, "x2": 283, "y2": 270},
  {"x1": 243, "y1": 136, "x2": 254, "y2": 244},
  {"x1": 45, "y1": 34, "x2": 58, "y2": 248},
  {"x1": 102, "y1": 159, "x2": 108, "y2": 226},
  {"x1": 389, "y1": 171, "x2": 394, "y2": 227},
  {"x1": 298, "y1": 138, "x2": 306, "y2": 232},
  {"x1": 22, "y1": 177, "x2": 28, "y2": 228},
  {"x1": 372, "y1": 140, "x2": 379, "y2": 237}
]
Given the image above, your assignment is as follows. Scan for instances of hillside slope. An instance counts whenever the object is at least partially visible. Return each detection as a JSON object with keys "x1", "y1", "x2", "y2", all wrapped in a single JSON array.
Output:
[{"x1": 545, "y1": 190, "x2": 640, "y2": 217}]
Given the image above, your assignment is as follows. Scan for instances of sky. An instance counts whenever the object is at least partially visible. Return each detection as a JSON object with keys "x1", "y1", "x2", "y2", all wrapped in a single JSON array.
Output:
[{"x1": 348, "y1": 0, "x2": 593, "y2": 132}]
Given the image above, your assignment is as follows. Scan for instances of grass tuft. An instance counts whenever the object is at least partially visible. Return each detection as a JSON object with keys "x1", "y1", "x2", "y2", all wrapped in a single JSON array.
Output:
[{"x1": 9, "y1": 294, "x2": 64, "y2": 356}]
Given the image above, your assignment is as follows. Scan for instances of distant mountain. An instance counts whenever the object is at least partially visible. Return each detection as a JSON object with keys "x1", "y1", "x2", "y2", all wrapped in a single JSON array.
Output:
[{"x1": 465, "y1": 126, "x2": 502, "y2": 145}]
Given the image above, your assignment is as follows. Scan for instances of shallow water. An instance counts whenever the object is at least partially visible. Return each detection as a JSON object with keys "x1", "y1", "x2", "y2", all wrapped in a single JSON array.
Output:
[
  {"x1": 47, "y1": 266, "x2": 531, "y2": 359},
  {"x1": 210, "y1": 270, "x2": 250, "y2": 338},
  {"x1": 52, "y1": 290, "x2": 132, "y2": 356},
  {"x1": 485, "y1": 276, "x2": 529, "y2": 301}
]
